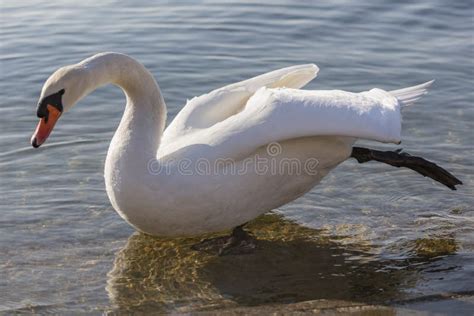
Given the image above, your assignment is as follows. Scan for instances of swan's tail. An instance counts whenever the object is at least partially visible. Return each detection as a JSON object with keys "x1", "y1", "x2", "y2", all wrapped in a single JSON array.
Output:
[{"x1": 389, "y1": 80, "x2": 434, "y2": 107}]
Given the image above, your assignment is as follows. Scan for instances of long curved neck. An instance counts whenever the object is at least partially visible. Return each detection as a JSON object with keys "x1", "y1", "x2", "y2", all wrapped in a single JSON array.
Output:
[{"x1": 80, "y1": 53, "x2": 166, "y2": 164}]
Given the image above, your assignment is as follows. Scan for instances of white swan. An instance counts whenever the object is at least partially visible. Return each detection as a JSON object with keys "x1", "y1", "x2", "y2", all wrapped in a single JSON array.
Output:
[{"x1": 31, "y1": 53, "x2": 461, "y2": 241}]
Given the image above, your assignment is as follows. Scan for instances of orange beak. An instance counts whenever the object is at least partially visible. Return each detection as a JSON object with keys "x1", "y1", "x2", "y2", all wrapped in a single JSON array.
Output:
[{"x1": 31, "y1": 104, "x2": 62, "y2": 148}]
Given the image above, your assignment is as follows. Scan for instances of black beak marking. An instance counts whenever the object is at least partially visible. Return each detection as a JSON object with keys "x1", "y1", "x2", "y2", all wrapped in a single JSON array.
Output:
[{"x1": 36, "y1": 89, "x2": 65, "y2": 121}]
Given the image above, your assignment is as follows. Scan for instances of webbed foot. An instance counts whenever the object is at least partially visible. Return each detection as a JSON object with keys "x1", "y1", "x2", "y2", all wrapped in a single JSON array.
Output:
[
  {"x1": 350, "y1": 146, "x2": 462, "y2": 190},
  {"x1": 191, "y1": 224, "x2": 257, "y2": 256}
]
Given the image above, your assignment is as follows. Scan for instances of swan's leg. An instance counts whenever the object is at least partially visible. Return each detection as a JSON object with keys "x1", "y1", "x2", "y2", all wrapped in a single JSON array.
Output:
[
  {"x1": 191, "y1": 223, "x2": 257, "y2": 256},
  {"x1": 350, "y1": 147, "x2": 462, "y2": 190},
  {"x1": 218, "y1": 224, "x2": 257, "y2": 256}
]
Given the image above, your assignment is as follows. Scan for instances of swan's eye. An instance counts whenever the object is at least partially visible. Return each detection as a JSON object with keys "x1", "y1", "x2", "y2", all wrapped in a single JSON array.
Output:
[{"x1": 37, "y1": 89, "x2": 65, "y2": 120}]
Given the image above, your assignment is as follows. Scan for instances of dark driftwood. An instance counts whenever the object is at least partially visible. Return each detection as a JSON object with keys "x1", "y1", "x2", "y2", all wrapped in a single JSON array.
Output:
[{"x1": 350, "y1": 147, "x2": 462, "y2": 190}]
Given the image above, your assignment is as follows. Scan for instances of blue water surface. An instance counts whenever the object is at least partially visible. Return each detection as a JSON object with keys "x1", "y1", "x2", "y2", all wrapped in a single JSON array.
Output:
[{"x1": 1, "y1": 0, "x2": 473, "y2": 313}]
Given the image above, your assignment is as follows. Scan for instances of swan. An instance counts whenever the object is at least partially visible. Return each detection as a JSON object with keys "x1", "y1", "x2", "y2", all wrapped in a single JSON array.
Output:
[{"x1": 31, "y1": 53, "x2": 461, "y2": 254}]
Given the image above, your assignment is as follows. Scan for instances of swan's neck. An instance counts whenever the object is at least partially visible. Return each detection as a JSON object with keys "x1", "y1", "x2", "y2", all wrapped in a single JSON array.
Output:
[{"x1": 80, "y1": 53, "x2": 166, "y2": 165}]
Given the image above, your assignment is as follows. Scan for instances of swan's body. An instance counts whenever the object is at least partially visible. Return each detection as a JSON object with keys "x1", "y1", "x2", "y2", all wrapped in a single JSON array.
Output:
[{"x1": 33, "y1": 53, "x2": 448, "y2": 237}]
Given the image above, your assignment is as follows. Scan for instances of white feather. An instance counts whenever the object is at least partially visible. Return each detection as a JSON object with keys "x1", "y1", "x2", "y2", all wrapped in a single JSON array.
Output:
[
  {"x1": 389, "y1": 80, "x2": 434, "y2": 107},
  {"x1": 39, "y1": 53, "x2": 435, "y2": 236}
]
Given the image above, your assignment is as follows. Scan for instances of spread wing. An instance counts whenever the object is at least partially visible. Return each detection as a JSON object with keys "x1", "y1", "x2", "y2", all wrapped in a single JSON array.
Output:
[
  {"x1": 162, "y1": 64, "x2": 319, "y2": 143},
  {"x1": 193, "y1": 87, "x2": 404, "y2": 161}
]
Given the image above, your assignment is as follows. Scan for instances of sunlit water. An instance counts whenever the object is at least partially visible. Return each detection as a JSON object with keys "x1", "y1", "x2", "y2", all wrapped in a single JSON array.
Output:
[{"x1": 1, "y1": 0, "x2": 473, "y2": 314}]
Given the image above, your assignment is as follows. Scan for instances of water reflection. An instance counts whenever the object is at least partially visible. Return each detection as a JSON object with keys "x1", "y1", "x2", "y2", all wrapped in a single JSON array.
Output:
[{"x1": 105, "y1": 214, "x2": 435, "y2": 313}]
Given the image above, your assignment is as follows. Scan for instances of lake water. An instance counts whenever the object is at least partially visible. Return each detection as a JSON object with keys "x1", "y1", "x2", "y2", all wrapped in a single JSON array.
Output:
[{"x1": 1, "y1": 0, "x2": 473, "y2": 314}]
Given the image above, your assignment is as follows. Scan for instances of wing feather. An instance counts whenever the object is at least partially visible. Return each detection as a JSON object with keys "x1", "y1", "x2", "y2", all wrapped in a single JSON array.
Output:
[{"x1": 163, "y1": 64, "x2": 319, "y2": 141}]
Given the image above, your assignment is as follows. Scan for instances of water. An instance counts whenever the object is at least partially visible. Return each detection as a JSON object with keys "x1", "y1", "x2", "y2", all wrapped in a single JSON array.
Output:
[{"x1": 1, "y1": 0, "x2": 473, "y2": 313}]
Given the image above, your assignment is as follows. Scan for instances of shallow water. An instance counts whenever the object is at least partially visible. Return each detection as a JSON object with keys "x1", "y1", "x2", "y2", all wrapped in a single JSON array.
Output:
[{"x1": 1, "y1": 0, "x2": 473, "y2": 314}]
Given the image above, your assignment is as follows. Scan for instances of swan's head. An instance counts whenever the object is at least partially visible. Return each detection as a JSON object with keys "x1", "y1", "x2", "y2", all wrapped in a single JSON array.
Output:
[{"x1": 31, "y1": 65, "x2": 88, "y2": 148}]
